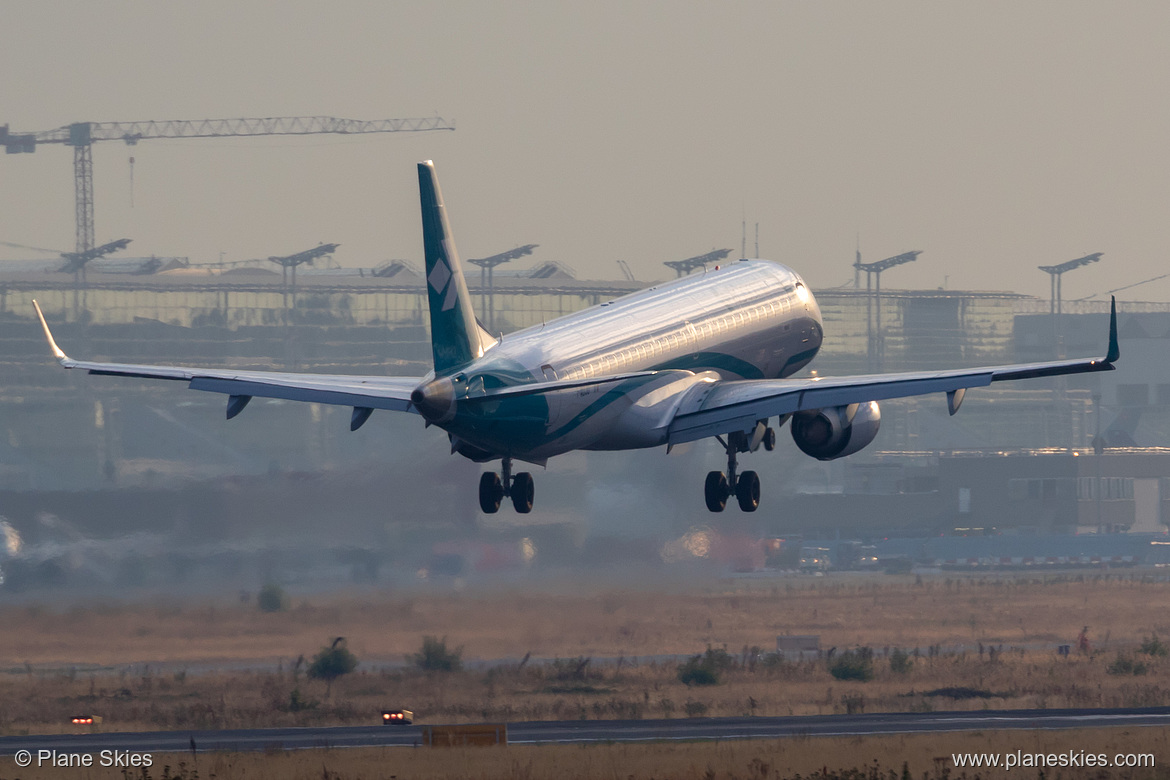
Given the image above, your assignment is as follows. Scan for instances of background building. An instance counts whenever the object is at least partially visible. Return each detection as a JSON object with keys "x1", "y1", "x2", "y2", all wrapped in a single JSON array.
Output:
[{"x1": 0, "y1": 260, "x2": 1166, "y2": 543}]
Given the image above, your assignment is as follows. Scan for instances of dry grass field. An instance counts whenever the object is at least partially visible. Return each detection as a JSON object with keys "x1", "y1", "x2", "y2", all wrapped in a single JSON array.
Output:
[
  {"x1": 4, "y1": 574, "x2": 1169, "y2": 665},
  {"x1": 3, "y1": 573, "x2": 1170, "y2": 736},
  {"x1": 3, "y1": 728, "x2": 1168, "y2": 779}
]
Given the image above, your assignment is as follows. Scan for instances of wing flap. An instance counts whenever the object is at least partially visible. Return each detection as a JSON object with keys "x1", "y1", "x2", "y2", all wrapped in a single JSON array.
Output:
[
  {"x1": 668, "y1": 370, "x2": 996, "y2": 444},
  {"x1": 190, "y1": 376, "x2": 415, "y2": 412}
]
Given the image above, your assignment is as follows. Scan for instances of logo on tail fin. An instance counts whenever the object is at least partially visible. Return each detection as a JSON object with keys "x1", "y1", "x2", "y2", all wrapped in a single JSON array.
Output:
[{"x1": 427, "y1": 244, "x2": 457, "y2": 311}]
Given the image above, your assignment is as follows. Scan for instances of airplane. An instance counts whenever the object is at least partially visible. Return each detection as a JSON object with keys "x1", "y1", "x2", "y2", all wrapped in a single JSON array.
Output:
[{"x1": 34, "y1": 161, "x2": 1120, "y2": 515}]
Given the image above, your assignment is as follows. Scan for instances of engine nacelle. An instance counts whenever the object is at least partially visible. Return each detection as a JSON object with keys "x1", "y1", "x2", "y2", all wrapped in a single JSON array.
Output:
[{"x1": 790, "y1": 402, "x2": 881, "y2": 460}]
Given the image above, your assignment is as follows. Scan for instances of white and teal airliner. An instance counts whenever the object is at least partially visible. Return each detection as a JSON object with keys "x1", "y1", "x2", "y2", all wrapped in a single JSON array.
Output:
[{"x1": 35, "y1": 162, "x2": 1120, "y2": 514}]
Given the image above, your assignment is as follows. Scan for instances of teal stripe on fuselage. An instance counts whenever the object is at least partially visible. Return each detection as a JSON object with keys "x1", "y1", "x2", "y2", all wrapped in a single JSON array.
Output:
[{"x1": 652, "y1": 351, "x2": 766, "y2": 380}]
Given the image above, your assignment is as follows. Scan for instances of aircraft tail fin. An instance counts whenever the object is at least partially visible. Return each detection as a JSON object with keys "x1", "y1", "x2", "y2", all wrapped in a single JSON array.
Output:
[{"x1": 418, "y1": 161, "x2": 492, "y2": 374}]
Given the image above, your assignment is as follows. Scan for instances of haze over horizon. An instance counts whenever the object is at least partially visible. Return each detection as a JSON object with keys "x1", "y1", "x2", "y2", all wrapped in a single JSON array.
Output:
[{"x1": 2, "y1": 1, "x2": 1168, "y2": 302}]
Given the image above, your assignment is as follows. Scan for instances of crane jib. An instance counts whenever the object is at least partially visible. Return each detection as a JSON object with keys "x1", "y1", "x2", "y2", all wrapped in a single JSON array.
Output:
[{"x1": 1, "y1": 115, "x2": 455, "y2": 256}]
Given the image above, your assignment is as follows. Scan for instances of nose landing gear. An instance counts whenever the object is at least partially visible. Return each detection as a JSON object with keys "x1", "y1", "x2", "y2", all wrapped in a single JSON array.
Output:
[
  {"x1": 704, "y1": 421, "x2": 772, "y2": 513},
  {"x1": 479, "y1": 457, "x2": 535, "y2": 514}
]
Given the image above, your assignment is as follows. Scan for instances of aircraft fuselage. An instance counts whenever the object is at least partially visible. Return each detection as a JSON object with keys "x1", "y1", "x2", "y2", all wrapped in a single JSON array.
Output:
[{"x1": 429, "y1": 260, "x2": 824, "y2": 462}]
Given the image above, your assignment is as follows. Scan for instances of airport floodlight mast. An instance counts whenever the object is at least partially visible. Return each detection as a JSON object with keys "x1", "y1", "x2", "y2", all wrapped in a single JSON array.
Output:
[
  {"x1": 853, "y1": 250, "x2": 921, "y2": 372},
  {"x1": 1039, "y1": 253, "x2": 1102, "y2": 316},
  {"x1": 267, "y1": 243, "x2": 340, "y2": 328},
  {"x1": 57, "y1": 237, "x2": 132, "y2": 282},
  {"x1": 663, "y1": 248, "x2": 733, "y2": 278},
  {"x1": 1039, "y1": 252, "x2": 1102, "y2": 358},
  {"x1": 467, "y1": 244, "x2": 538, "y2": 333},
  {"x1": 268, "y1": 242, "x2": 340, "y2": 287},
  {"x1": 0, "y1": 116, "x2": 456, "y2": 255}
]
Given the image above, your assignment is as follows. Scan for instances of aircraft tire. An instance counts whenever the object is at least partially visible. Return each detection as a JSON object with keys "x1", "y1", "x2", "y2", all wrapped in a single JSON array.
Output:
[
  {"x1": 704, "y1": 471, "x2": 729, "y2": 512},
  {"x1": 736, "y1": 470, "x2": 761, "y2": 512},
  {"x1": 512, "y1": 472, "x2": 535, "y2": 513},
  {"x1": 763, "y1": 426, "x2": 776, "y2": 451},
  {"x1": 479, "y1": 472, "x2": 503, "y2": 514}
]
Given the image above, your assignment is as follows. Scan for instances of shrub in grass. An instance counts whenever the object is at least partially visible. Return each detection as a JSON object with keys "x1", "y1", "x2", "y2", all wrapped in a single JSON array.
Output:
[
  {"x1": 702, "y1": 646, "x2": 735, "y2": 672},
  {"x1": 550, "y1": 656, "x2": 594, "y2": 681},
  {"x1": 307, "y1": 637, "x2": 358, "y2": 696},
  {"x1": 257, "y1": 583, "x2": 287, "y2": 613},
  {"x1": 677, "y1": 646, "x2": 735, "y2": 687},
  {"x1": 759, "y1": 652, "x2": 790, "y2": 673},
  {"x1": 678, "y1": 657, "x2": 719, "y2": 686},
  {"x1": 411, "y1": 635, "x2": 463, "y2": 672},
  {"x1": 1140, "y1": 634, "x2": 1169, "y2": 657},
  {"x1": 889, "y1": 647, "x2": 914, "y2": 675},
  {"x1": 829, "y1": 648, "x2": 874, "y2": 682},
  {"x1": 283, "y1": 687, "x2": 318, "y2": 712},
  {"x1": 1107, "y1": 654, "x2": 1148, "y2": 676}
]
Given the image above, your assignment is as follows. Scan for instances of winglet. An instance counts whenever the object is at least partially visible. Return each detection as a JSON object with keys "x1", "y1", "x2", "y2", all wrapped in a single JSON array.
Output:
[
  {"x1": 1105, "y1": 295, "x2": 1120, "y2": 363},
  {"x1": 32, "y1": 300, "x2": 71, "y2": 364}
]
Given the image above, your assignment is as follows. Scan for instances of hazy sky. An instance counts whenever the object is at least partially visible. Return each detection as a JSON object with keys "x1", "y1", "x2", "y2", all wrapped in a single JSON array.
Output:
[{"x1": 2, "y1": 1, "x2": 1169, "y2": 300}]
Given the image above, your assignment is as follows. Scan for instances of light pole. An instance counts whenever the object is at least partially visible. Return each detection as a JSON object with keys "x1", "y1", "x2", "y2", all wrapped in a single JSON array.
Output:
[
  {"x1": 467, "y1": 244, "x2": 538, "y2": 334},
  {"x1": 853, "y1": 251, "x2": 921, "y2": 372}
]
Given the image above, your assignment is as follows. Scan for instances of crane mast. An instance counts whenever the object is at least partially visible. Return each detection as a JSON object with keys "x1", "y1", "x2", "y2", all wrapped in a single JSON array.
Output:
[{"x1": 1, "y1": 116, "x2": 455, "y2": 254}]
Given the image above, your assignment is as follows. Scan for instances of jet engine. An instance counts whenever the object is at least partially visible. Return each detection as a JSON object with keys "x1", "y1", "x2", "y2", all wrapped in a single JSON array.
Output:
[{"x1": 790, "y1": 402, "x2": 881, "y2": 460}]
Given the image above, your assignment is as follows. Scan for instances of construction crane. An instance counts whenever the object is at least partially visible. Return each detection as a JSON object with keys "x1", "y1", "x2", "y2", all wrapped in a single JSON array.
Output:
[{"x1": 1, "y1": 116, "x2": 455, "y2": 255}]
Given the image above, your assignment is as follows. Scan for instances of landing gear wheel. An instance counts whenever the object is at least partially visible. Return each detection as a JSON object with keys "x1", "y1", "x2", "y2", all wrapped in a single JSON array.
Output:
[
  {"x1": 762, "y1": 426, "x2": 776, "y2": 452},
  {"x1": 736, "y1": 470, "x2": 761, "y2": 512},
  {"x1": 479, "y1": 472, "x2": 503, "y2": 514},
  {"x1": 704, "y1": 471, "x2": 729, "y2": 512},
  {"x1": 511, "y1": 472, "x2": 535, "y2": 513}
]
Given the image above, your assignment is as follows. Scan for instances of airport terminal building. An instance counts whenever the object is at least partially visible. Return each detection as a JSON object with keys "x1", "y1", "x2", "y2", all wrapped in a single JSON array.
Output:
[{"x1": 1, "y1": 259, "x2": 1168, "y2": 539}]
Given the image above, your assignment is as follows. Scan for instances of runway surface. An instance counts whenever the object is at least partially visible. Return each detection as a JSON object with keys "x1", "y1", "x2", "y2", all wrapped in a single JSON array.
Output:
[{"x1": 4, "y1": 706, "x2": 1170, "y2": 756}]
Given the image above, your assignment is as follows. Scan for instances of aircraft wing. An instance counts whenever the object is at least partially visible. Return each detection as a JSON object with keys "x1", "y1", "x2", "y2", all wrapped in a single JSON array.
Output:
[
  {"x1": 668, "y1": 298, "x2": 1120, "y2": 445},
  {"x1": 33, "y1": 301, "x2": 419, "y2": 419}
]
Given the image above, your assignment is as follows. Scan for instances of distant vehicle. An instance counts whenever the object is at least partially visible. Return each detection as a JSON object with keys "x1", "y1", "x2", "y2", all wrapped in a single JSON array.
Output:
[
  {"x1": 800, "y1": 546, "x2": 831, "y2": 572},
  {"x1": 382, "y1": 709, "x2": 413, "y2": 725},
  {"x1": 835, "y1": 540, "x2": 879, "y2": 570},
  {"x1": 33, "y1": 162, "x2": 1120, "y2": 515}
]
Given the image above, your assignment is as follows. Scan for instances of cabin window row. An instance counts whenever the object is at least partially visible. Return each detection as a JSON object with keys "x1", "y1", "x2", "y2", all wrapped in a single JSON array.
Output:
[{"x1": 563, "y1": 293, "x2": 795, "y2": 380}]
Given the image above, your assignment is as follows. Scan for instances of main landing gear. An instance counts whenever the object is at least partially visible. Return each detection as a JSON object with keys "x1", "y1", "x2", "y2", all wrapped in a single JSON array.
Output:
[
  {"x1": 704, "y1": 422, "x2": 775, "y2": 513},
  {"x1": 479, "y1": 457, "x2": 534, "y2": 514}
]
